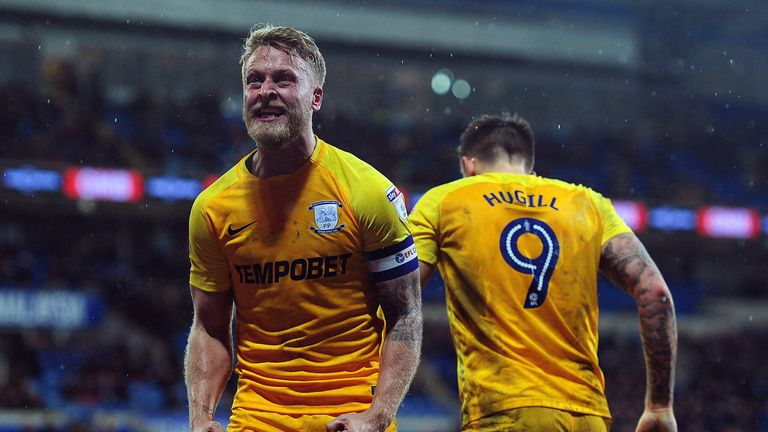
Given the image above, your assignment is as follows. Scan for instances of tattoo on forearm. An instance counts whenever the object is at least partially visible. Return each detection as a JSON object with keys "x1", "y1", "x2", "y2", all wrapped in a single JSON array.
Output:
[
  {"x1": 388, "y1": 311, "x2": 422, "y2": 348},
  {"x1": 637, "y1": 285, "x2": 677, "y2": 405},
  {"x1": 377, "y1": 276, "x2": 423, "y2": 349},
  {"x1": 600, "y1": 235, "x2": 655, "y2": 296},
  {"x1": 601, "y1": 234, "x2": 677, "y2": 405}
]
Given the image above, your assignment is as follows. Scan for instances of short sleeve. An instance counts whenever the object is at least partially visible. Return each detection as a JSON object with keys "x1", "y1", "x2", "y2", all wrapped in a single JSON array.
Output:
[
  {"x1": 188, "y1": 196, "x2": 231, "y2": 292},
  {"x1": 354, "y1": 181, "x2": 411, "y2": 249},
  {"x1": 589, "y1": 190, "x2": 633, "y2": 246},
  {"x1": 352, "y1": 175, "x2": 417, "y2": 283},
  {"x1": 409, "y1": 189, "x2": 441, "y2": 266}
]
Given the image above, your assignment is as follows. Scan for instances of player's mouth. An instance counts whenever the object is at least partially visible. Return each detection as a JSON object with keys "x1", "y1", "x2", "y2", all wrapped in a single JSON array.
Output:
[{"x1": 252, "y1": 106, "x2": 287, "y2": 122}]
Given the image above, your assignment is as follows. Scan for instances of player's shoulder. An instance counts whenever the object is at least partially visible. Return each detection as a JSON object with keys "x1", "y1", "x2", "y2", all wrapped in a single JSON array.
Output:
[
  {"x1": 318, "y1": 139, "x2": 383, "y2": 176},
  {"x1": 409, "y1": 177, "x2": 478, "y2": 220},
  {"x1": 316, "y1": 139, "x2": 410, "y2": 230},
  {"x1": 191, "y1": 152, "x2": 250, "y2": 211},
  {"x1": 417, "y1": 177, "x2": 463, "y2": 204},
  {"x1": 531, "y1": 175, "x2": 607, "y2": 200},
  {"x1": 531, "y1": 176, "x2": 622, "y2": 221},
  {"x1": 418, "y1": 174, "x2": 523, "y2": 205},
  {"x1": 315, "y1": 137, "x2": 393, "y2": 192}
]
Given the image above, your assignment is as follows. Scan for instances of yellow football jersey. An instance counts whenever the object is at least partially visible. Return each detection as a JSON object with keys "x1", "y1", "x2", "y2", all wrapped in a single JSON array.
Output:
[
  {"x1": 189, "y1": 138, "x2": 416, "y2": 430},
  {"x1": 410, "y1": 173, "x2": 631, "y2": 427}
]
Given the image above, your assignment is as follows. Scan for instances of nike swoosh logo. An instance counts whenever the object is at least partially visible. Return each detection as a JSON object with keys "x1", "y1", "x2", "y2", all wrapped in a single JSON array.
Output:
[{"x1": 227, "y1": 221, "x2": 256, "y2": 236}]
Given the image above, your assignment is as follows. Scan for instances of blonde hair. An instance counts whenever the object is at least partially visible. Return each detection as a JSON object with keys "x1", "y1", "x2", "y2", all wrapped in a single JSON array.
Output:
[{"x1": 240, "y1": 24, "x2": 326, "y2": 86}]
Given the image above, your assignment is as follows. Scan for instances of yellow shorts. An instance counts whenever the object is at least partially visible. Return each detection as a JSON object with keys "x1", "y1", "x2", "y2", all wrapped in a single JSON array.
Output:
[
  {"x1": 227, "y1": 408, "x2": 398, "y2": 432},
  {"x1": 463, "y1": 407, "x2": 611, "y2": 432}
]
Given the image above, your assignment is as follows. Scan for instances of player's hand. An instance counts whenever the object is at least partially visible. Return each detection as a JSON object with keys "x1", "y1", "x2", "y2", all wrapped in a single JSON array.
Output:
[
  {"x1": 193, "y1": 421, "x2": 226, "y2": 432},
  {"x1": 326, "y1": 411, "x2": 389, "y2": 432},
  {"x1": 635, "y1": 407, "x2": 677, "y2": 432}
]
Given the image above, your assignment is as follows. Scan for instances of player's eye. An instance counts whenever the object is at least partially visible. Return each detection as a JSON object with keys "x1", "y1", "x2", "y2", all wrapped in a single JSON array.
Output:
[{"x1": 277, "y1": 74, "x2": 295, "y2": 84}]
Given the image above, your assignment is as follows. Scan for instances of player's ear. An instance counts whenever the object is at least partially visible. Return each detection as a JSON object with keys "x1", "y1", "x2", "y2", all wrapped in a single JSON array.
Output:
[
  {"x1": 311, "y1": 86, "x2": 323, "y2": 111},
  {"x1": 460, "y1": 156, "x2": 476, "y2": 177}
]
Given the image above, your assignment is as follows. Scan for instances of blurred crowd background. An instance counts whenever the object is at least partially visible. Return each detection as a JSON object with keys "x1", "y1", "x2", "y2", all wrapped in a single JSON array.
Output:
[{"x1": 0, "y1": 1, "x2": 766, "y2": 431}]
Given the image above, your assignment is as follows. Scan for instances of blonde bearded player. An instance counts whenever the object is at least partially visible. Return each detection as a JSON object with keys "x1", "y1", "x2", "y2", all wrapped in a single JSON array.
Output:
[
  {"x1": 409, "y1": 113, "x2": 677, "y2": 431},
  {"x1": 185, "y1": 25, "x2": 422, "y2": 432}
]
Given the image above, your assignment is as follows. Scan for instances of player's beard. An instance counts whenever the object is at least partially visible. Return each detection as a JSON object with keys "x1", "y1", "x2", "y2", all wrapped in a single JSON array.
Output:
[{"x1": 243, "y1": 98, "x2": 312, "y2": 150}]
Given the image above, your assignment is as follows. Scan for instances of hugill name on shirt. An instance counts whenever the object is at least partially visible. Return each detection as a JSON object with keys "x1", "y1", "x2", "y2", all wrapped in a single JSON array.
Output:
[{"x1": 483, "y1": 190, "x2": 559, "y2": 210}]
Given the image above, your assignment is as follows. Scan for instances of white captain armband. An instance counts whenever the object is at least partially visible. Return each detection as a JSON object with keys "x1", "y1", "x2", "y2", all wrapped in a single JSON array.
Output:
[{"x1": 364, "y1": 235, "x2": 419, "y2": 283}]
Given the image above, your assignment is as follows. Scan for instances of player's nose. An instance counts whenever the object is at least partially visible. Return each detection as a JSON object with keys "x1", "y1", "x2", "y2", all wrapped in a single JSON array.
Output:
[{"x1": 258, "y1": 78, "x2": 278, "y2": 99}]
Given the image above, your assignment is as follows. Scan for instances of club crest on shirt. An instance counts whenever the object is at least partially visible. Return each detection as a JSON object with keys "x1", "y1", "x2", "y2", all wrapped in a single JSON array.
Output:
[
  {"x1": 308, "y1": 200, "x2": 345, "y2": 234},
  {"x1": 386, "y1": 185, "x2": 408, "y2": 221}
]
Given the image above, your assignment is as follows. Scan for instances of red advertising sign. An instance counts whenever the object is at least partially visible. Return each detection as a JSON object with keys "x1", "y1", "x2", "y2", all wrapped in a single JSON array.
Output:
[
  {"x1": 697, "y1": 206, "x2": 761, "y2": 239},
  {"x1": 612, "y1": 200, "x2": 648, "y2": 232},
  {"x1": 63, "y1": 167, "x2": 144, "y2": 202}
]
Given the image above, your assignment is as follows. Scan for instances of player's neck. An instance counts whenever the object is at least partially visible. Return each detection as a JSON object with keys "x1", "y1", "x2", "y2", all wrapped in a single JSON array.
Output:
[
  {"x1": 475, "y1": 161, "x2": 529, "y2": 176},
  {"x1": 250, "y1": 132, "x2": 316, "y2": 178}
]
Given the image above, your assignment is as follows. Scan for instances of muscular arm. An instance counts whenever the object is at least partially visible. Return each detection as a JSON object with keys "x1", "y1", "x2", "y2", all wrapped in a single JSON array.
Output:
[
  {"x1": 369, "y1": 269, "x2": 423, "y2": 428},
  {"x1": 185, "y1": 286, "x2": 234, "y2": 430},
  {"x1": 600, "y1": 233, "x2": 678, "y2": 410}
]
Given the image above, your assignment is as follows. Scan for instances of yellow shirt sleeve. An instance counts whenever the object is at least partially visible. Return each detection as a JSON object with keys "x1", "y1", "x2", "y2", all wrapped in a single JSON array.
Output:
[
  {"x1": 331, "y1": 150, "x2": 412, "y2": 252},
  {"x1": 409, "y1": 187, "x2": 443, "y2": 266},
  {"x1": 355, "y1": 181, "x2": 411, "y2": 253},
  {"x1": 188, "y1": 194, "x2": 230, "y2": 292},
  {"x1": 588, "y1": 189, "x2": 633, "y2": 245},
  {"x1": 321, "y1": 143, "x2": 416, "y2": 282}
]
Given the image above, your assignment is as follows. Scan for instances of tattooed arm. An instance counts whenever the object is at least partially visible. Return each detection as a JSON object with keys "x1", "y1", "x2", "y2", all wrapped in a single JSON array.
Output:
[
  {"x1": 185, "y1": 287, "x2": 233, "y2": 432},
  {"x1": 327, "y1": 269, "x2": 423, "y2": 432},
  {"x1": 600, "y1": 233, "x2": 678, "y2": 432}
]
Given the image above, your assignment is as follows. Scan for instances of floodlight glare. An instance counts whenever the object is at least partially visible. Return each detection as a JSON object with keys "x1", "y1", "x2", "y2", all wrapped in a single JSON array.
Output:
[
  {"x1": 431, "y1": 71, "x2": 452, "y2": 95},
  {"x1": 452, "y1": 79, "x2": 471, "y2": 99}
]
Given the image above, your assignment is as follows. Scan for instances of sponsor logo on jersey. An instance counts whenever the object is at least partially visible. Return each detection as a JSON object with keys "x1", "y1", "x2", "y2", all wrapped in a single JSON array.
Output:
[
  {"x1": 385, "y1": 185, "x2": 408, "y2": 221},
  {"x1": 233, "y1": 253, "x2": 352, "y2": 285},
  {"x1": 308, "y1": 200, "x2": 345, "y2": 234}
]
